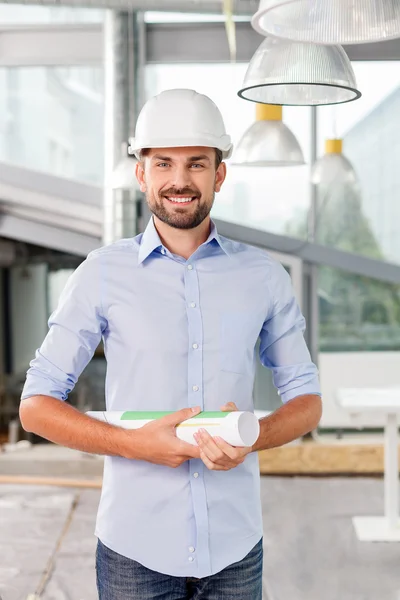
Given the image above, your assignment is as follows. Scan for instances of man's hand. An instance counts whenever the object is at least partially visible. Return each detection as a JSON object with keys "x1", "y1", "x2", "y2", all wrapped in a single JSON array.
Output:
[
  {"x1": 124, "y1": 407, "x2": 201, "y2": 467},
  {"x1": 194, "y1": 402, "x2": 252, "y2": 471}
]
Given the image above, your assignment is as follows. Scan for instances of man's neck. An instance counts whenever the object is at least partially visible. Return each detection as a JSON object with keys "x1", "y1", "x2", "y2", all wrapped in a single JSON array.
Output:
[{"x1": 153, "y1": 216, "x2": 211, "y2": 260}]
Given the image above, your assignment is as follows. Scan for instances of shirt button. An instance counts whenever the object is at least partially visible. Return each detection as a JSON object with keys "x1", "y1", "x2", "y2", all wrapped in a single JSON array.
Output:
[
  {"x1": 190, "y1": 302, "x2": 196, "y2": 308},
  {"x1": 188, "y1": 556, "x2": 194, "y2": 562},
  {"x1": 193, "y1": 472, "x2": 199, "y2": 478},
  {"x1": 192, "y1": 385, "x2": 199, "y2": 392},
  {"x1": 192, "y1": 343, "x2": 198, "y2": 349},
  {"x1": 189, "y1": 546, "x2": 195, "y2": 553},
  {"x1": 187, "y1": 265, "x2": 193, "y2": 270}
]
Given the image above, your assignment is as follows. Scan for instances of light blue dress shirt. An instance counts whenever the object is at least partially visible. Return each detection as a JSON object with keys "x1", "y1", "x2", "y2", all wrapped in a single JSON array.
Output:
[{"x1": 21, "y1": 216, "x2": 320, "y2": 578}]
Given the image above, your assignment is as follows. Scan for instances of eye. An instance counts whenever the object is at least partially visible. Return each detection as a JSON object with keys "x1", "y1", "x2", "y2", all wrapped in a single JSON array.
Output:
[
  {"x1": 190, "y1": 163, "x2": 204, "y2": 169},
  {"x1": 157, "y1": 162, "x2": 169, "y2": 168}
]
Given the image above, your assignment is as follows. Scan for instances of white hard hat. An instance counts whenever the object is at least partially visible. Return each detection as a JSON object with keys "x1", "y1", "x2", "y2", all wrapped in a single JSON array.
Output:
[{"x1": 130, "y1": 88, "x2": 233, "y2": 160}]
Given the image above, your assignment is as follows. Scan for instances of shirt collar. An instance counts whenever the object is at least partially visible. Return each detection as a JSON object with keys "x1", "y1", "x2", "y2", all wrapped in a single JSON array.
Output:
[{"x1": 137, "y1": 216, "x2": 231, "y2": 265}]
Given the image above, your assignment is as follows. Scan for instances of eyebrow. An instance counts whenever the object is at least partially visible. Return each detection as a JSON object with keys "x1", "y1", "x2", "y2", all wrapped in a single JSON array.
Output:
[
  {"x1": 188, "y1": 155, "x2": 211, "y2": 163},
  {"x1": 151, "y1": 154, "x2": 211, "y2": 163}
]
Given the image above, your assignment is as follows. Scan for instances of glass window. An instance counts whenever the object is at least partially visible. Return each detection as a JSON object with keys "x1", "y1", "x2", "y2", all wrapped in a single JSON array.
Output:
[
  {"x1": 319, "y1": 267, "x2": 400, "y2": 352},
  {"x1": 0, "y1": 5, "x2": 103, "y2": 23},
  {"x1": 145, "y1": 63, "x2": 311, "y2": 238},
  {"x1": 316, "y1": 62, "x2": 400, "y2": 265},
  {"x1": 0, "y1": 66, "x2": 104, "y2": 185},
  {"x1": 314, "y1": 62, "x2": 400, "y2": 353}
]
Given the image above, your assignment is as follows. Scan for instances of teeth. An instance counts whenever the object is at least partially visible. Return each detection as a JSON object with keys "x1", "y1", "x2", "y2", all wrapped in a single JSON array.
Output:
[{"x1": 167, "y1": 197, "x2": 195, "y2": 203}]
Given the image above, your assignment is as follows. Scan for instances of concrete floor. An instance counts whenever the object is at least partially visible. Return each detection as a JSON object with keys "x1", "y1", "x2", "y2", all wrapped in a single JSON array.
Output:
[{"x1": 1, "y1": 477, "x2": 400, "y2": 600}]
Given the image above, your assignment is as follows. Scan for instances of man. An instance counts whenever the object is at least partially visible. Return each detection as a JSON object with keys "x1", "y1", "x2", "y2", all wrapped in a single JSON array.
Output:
[{"x1": 20, "y1": 88, "x2": 322, "y2": 600}]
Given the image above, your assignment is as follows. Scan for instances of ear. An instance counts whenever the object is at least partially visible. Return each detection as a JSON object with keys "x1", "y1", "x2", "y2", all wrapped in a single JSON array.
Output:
[
  {"x1": 215, "y1": 162, "x2": 227, "y2": 193},
  {"x1": 136, "y1": 161, "x2": 147, "y2": 192}
]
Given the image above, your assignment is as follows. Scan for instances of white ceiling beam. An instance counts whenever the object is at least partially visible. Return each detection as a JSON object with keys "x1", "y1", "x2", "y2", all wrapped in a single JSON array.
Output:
[
  {"x1": 0, "y1": 21, "x2": 397, "y2": 68},
  {"x1": 146, "y1": 22, "x2": 400, "y2": 63},
  {"x1": 0, "y1": 162, "x2": 102, "y2": 249},
  {"x1": 0, "y1": 24, "x2": 103, "y2": 66},
  {"x1": 0, "y1": 214, "x2": 100, "y2": 256},
  {"x1": 0, "y1": 1, "x2": 257, "y2": 14}
]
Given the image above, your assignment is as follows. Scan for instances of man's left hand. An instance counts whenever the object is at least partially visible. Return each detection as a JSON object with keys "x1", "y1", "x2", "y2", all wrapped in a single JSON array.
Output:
[{"x1": 194, "y1": 402, "x2": 252, "y2": 471}]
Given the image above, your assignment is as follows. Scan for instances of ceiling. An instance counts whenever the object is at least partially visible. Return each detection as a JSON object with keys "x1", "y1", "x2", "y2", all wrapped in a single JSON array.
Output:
[{"x1": 0, "y1": 0, "x2": 259, "y2": 13}]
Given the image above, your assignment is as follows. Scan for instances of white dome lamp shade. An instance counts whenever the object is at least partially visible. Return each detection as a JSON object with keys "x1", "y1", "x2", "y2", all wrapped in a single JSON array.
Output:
[
  {"x1": 252, "y1": 0, "x2": 400, "y2": 45},
  {"x1": 110, "y1": 142, "x2": 138, "y2": 191},
  {"x1": 311, "y1": 139, "x2": 358, "y2": 185},
  {"x1": 238, "y1": 36, "x2": 361, "y2": 107},
  {"x1": 231, "y1": 104, "x2": 305, "y2": 167}
]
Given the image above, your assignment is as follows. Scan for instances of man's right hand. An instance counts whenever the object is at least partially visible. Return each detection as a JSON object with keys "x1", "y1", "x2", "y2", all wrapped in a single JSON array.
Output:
[{"x1": 122, "y1": 406, "x2": 201, "y2": 467}]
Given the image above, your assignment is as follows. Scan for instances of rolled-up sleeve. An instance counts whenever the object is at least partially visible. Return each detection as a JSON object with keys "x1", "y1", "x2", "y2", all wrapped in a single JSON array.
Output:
[
  {"x1": 259, "y1": 260, "x2": 321, "y2": 404},
  {"x1": 20, "y1": 251, "x2": 107, "y2": 402}
]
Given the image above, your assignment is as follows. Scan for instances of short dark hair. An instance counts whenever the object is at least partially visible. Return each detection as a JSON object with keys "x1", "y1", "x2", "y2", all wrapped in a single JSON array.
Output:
[
  {"x1": 214, "y1": 149, "x2": 223, "y2": 169},
  {"x1": 139, "y1": 148, "x2": 223, "y2": 170}
]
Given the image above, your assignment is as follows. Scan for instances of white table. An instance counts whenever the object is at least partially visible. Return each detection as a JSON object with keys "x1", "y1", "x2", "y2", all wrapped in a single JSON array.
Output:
[{"x1": 336, "y1": 388, "x2": 400, "y2": 542}]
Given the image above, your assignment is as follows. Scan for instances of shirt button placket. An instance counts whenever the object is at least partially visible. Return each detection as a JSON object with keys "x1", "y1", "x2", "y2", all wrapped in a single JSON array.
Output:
[
  {"x1": 186, "y1": 262, "x2": 202, "y2": 411},
  {"x1": 185, "y1": 260, "x2": 209, "y2": 575}
]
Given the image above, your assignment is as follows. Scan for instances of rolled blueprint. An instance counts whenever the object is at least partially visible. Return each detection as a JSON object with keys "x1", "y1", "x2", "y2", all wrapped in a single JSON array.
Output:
[{"x1": 85, "y1": 411, "x2": 260, "y2": 447}]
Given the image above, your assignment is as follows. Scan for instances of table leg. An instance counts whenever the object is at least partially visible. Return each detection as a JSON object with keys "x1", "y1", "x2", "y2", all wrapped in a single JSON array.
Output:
[
  {"x1": 385, "y1": 413, "x2": 399, "y2": 529},
  {"x1": 351, "y1": 411, "x2": 400, "y2": 541}
]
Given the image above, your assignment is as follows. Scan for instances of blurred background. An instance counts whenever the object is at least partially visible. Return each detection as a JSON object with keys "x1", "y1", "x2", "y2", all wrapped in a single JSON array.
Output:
[{"x1": 1, "y1": 2, "x2": 400, "y2": 599}]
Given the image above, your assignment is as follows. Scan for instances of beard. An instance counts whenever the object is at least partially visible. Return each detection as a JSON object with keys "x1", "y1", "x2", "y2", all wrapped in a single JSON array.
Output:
[{"x1": 145, "y1": 186, "x2": 215, "y2": 230}]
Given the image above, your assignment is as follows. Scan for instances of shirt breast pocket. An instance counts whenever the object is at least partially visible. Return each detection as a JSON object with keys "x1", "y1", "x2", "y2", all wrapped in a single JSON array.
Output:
[{"x1": 220, "y1": 311, "x2": 256, "y2": 375}]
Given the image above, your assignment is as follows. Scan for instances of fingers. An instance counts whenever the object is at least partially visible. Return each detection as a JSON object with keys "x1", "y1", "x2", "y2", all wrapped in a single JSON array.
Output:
[
  {"x1": 194, "y1": 430, "x2": 224, "y2": 462},
  {"x1": 164, "y1": 406, "x2": 201, "y2": 426},
  {"x1": 199, "y1": 449, "x2": 228, "y2": 471},
  {"x1": 194, "y1": 429, "x2": 237, "y2": 463},
  {"x1": 178, "y1": 439, "x2": 201, "y2": 459},
  {"x1": 212, "y1": 436, "x2": 240, "y2": 459},
  {"x1": 220, "y1": 402, "x2": 238, "y2": 412}
]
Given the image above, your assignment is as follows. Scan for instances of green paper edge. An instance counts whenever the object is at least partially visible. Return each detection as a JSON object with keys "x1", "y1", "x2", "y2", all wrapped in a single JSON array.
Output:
[{"x1": 120, "y1": 411, "x2": 230, "y2": 420}]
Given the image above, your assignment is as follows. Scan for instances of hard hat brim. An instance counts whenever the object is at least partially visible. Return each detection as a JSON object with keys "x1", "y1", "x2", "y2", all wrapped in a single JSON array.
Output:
[{"x1": 131, "y1": 136, "x2": 233, "y2": 161}]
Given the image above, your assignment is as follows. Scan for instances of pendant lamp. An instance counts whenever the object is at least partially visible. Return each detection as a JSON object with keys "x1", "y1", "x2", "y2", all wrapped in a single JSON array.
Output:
[
  {"x1": 311, "y1": 139, "x2": 358, "y2": 185},
  {"x1": 238, "y1": 36, "x2": 361, "y2": 107},
  {"x1": 231, "y1": 104, "x2": 305, "y2": 166},
  {"x1": 252, "y1": 0, "x2": 400, "y2": 45}
]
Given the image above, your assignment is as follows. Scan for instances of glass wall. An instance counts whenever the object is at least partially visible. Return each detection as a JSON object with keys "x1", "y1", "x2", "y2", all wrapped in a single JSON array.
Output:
[
  {"x1": 145, "y1": 62, "x2": 311, "y2": 238},
  {"x1": 317, "y1": 62, "x2": 400, "y2": 264},
  {"x1": 314, "y1": 62, "x2": 400, "y2": 352},
  {"x1": 0, "y1": 66, "x2": 104, "y2": 184},
  {"x1": 319, "y1": 267, "x2": 400, "y2": 352}
]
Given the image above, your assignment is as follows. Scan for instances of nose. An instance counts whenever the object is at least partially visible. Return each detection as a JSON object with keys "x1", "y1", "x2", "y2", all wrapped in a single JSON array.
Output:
[{"x1": 171, "y1": 163, "x2": 193, "y2": 190}]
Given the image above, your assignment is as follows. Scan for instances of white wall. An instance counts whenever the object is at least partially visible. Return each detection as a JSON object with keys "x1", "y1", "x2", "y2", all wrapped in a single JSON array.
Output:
[{"x1": 318, "y1": 351, "x2": 400, "y2": 428}]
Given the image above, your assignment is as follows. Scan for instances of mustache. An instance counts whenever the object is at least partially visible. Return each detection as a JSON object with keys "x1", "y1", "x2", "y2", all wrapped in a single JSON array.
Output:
[{"x1": 161, "y1": 188, "x2": 201, "y2": 198}]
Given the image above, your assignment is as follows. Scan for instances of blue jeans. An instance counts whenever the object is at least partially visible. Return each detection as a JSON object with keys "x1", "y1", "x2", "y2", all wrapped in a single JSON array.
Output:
[{"x1": 96, "y1": 538, "x2": 263, "y2": 600}]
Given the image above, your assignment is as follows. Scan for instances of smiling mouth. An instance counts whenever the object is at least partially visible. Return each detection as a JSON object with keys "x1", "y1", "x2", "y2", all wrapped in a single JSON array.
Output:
[{"x1": 164, "y1": 196, "x2": 198, "y2": 204}]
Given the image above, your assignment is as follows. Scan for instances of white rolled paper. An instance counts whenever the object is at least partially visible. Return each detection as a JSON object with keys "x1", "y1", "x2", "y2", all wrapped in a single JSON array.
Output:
[{"x1": 85, "y1": 410, "x2": 260, "y2": 447}]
